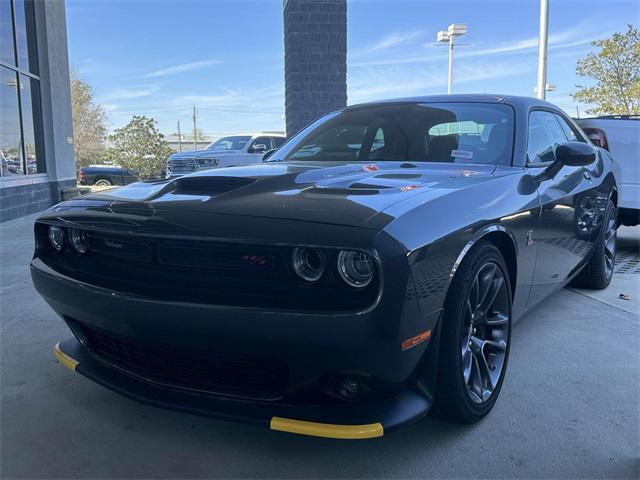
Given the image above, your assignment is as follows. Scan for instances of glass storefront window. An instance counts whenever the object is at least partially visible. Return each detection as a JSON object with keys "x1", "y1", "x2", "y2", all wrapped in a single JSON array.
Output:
[
  {"x1": 0, "y1": 0, "x2": 16, "y2": 66},
  {"x1": 0, "y1": 0, "x2": 44, "y2": 178},
  {"x1": 1, "y1": 67, "x2": 23, "y2": 176},
  {"x1": 13, "y1": 0, "x2": 38, "y2": 75},
  {"x1": 19, "y1": 75, "x2": 44, "y2": 173}
]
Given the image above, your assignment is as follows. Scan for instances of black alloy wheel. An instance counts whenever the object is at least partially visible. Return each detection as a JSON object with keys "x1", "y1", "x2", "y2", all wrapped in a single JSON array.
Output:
[
  {"x1": 461, "y1": 262, "x2": 510, "y2": 404},
  {"x1": 434, "y1": 241, "x2": 512, "y2": 423}
]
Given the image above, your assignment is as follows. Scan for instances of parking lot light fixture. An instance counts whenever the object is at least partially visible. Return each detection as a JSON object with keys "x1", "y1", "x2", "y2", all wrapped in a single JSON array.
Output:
[{"x1": 436, "y1": 23, "x2": 468, "y2": 94}]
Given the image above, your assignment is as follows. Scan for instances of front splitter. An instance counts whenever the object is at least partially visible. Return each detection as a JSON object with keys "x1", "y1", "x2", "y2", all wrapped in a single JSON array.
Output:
[{"x1": 53, "y1": 337, "x2": 431, "y2": 439}]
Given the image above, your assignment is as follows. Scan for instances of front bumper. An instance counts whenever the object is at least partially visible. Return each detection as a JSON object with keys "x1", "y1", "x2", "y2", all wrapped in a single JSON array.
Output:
[
  {"x1": 33, "y1": 234, "x2": 440, "y2": 437},
  {"x1": 54, "y1": 337, "x2": 431, "y2": 438}
]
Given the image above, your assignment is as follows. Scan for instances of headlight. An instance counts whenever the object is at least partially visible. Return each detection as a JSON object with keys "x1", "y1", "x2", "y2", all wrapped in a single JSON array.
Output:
[
  {"x1": 69, "y1": 228, "x2": 89, "y2": 254},
  {"x1": 291, "y1": 247, "x2": 326, "y2": 282},
  {"x1": 337, "y1": 250, "x2": 375, "y2": 288},
  {"x1": 48, "y1": 226, "x2": 65, "y2": 252}
]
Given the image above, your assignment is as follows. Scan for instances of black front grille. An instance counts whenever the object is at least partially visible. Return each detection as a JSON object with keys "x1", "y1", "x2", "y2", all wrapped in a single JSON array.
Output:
[
  {"x1": 36, "y1": 225, "x2": 379, "y2": 311},
  {"x1": 76, "y1": 323, "x2": 289, "y2": 400}
]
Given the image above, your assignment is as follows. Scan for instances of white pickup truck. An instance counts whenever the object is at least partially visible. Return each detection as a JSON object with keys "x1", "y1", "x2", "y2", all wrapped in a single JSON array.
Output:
[
  {"x1": 166, "y1": 133, "x2": 286, "y2": 178},
  {"x1": 576, "y1": 116, "x2": 639, "y2": 226}
]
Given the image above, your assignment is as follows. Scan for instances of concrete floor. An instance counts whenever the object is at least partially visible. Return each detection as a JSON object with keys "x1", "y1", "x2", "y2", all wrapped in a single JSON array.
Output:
[{"x1": 1, "y1": 214, "x2": 638, "y2": 479}]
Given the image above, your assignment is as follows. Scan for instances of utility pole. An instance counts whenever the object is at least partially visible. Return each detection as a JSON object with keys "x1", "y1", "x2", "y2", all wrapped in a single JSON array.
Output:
[
  {"x1": 177, "y1": 121, "x2": 182, "y2": 152},
  {"x1": 536, "y1": 0, "x2": 549, "y2": 100},
  {"x1": 191, "y1": 105, "x2": 197, "y2": 151}
]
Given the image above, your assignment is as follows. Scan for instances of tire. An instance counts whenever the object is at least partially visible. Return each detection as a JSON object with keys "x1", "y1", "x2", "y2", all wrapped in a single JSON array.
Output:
[
  {"x1": 434, "y1": 241, "x2": 512, "y2": 424},
  {"x1": 94, "y1": 178, "x2": 112, "y2": 186},
  {"x1": 571, "y1": 199, "x2": 617, "y2": 289}
]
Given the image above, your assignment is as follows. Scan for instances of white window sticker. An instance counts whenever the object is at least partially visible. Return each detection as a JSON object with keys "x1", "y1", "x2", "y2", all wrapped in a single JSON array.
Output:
[{"x1": 451, "y1": 149, "x2": 473, "y2": 160}]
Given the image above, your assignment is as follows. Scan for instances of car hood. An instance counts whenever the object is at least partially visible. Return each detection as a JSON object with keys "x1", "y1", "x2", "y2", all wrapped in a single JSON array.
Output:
[
  {"x1": 53, "y1": 161, "x2": 501, "y2": 230},
  {"x1": 169, "y1": 149, "x2": 241, "y2": 160}
]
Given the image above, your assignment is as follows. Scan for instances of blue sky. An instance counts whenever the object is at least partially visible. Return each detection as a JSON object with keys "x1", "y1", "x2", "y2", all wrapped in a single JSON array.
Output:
[{"x1": 66, "y1": 0, "x2": 638, "y2": 136}]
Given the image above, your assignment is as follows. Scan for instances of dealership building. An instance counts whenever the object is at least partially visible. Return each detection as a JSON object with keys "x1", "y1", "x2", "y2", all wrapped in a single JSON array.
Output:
[{"x1": 1, "y1": 0, "x2": 76, "y2": 222}]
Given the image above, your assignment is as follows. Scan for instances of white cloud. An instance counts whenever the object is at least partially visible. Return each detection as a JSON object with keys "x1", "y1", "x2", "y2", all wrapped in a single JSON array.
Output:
[
  {"x1": 350, "y1": 16, "x2": 621, "y2": 69},
  {"x1": 102, "y1": 86, "x2": 159, "y2": 101},
  {"x1": 101, "y1": 103, "x2": 120, "y2": 113},
  {"x1": 350, "y1": 29, "x2": 427, "y2": 59},
  {"x1": 371, "y1": 29, "x2": 426, "y2": 51},
  {"x1": 348, "y1": 60, "x2": 530, "y2": 104},
  {"x1": 140, "y1": 59, "x2": 221, "y2": 78}
]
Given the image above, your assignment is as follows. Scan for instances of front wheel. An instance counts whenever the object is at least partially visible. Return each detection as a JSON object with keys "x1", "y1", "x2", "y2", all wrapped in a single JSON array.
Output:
[{"x1": 434, "y1": 241, "x2": 512, "y2": 423}]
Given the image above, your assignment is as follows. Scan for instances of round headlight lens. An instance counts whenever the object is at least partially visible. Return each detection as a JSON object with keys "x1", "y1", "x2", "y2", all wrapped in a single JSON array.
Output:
[
  {"x1": 337, "y1": 250, "x2": 375, "y2": 288},
  {"x1": 69, "y1": 229, "x2": 89, "y2": 254},
  {"x1": 48, "y1": 226, "x2": 65, "y2": 252},
  {"x1": 291, "y1": 247, "x2": 326, "y2": 282}
]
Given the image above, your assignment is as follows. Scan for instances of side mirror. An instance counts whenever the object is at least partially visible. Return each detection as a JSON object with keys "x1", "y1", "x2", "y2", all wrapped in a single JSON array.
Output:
[
  {"x1": 250, "y1": 143, "x2": 268, "y2": 153},
  {"x1": 555, "y1": 141, "x2": 596, "y2": 167},
  {"x1": 262, "y1": 148, "x2": 277, "y2": 161}
]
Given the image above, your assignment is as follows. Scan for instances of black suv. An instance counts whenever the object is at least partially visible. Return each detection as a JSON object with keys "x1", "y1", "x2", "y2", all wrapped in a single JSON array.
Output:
[{"x1": 79, "y1": 166, "x2": 139, "y2": 186}]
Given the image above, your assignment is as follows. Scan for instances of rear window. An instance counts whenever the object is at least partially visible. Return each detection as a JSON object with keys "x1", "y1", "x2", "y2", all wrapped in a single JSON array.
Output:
[{"x1": 276, "y1": 103, "x2": 514, "y2": 166}]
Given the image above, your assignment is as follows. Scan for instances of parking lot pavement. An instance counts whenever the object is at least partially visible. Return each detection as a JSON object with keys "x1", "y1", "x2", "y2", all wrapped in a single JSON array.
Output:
[{"x1": 1, "y1": 214, "x2": 638, "y2": 479}]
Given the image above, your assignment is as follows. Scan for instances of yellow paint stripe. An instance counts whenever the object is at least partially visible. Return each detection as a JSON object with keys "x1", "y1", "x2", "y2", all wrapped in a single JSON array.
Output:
[
  {"x1": 270, "y1": 417, "x2": 383, "y2": 439},
  {"x1": 53, "y1": 342, "x2": 79, "y2": 371}
]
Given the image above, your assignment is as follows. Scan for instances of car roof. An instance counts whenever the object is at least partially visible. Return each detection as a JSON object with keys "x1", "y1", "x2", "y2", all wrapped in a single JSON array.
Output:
[
  {"x1": 216, "y1": 132, "x2": 286, "y2": 138},
  {"x1": 345, "y1": 94, "x2": 560, "y2": 111}
]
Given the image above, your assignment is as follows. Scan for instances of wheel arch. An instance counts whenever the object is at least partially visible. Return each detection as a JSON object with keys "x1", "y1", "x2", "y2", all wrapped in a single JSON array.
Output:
[
  {"x1": 412, "y1": 224, "x2": 518, "y2": 403},
  {"x1": 449, "y1": 225, "x2": 518, "y2": 300}
]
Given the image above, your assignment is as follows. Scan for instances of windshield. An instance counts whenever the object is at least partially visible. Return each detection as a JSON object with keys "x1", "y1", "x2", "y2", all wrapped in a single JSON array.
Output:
[
  {"x1": 206, "y1": 135, "x2": 251, "y2": 151},
  {"x1": 272, "y1": 103, "x2": 514, "y2": 166}
]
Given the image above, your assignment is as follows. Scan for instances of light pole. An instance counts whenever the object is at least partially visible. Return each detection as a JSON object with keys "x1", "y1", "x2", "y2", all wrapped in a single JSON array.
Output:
[
  {"x1": 536, "y1": 0, "x2": 549, "y2": 100},
  {"x1": 436, "y1": 24, "x2": 468, "y2": 94}
]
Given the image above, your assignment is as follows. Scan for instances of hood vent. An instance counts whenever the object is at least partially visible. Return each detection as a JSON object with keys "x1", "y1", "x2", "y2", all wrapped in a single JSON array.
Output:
[{"x1": 174, "y1": 176, "x2": 256, "y2": 196}]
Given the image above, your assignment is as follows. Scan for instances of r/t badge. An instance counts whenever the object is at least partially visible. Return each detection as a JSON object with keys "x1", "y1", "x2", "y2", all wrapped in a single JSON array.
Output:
[{"x1": 526, "y1": 230, "x2": 535, "y2": 247}]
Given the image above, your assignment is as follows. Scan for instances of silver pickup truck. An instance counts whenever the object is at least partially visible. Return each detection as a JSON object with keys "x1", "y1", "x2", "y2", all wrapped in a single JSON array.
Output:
[{"x1": 577, "y1": 116, "x2": 639, "y2": 226}]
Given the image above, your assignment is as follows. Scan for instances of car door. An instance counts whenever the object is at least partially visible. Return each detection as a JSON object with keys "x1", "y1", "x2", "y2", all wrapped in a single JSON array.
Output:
[{"x1": 527, "y1": 109, "x2": 598, "y2": 304}]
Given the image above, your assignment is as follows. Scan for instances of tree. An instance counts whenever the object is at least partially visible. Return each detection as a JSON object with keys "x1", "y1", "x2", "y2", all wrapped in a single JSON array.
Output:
[
  {"x1": 107, "y1": 116, "x2": 174, "y2": 179},
  {"x1": 572, "y1": 25, "x2": 640, "y2": 115},
  {"x1": 70, "y1": 70, "x2": 107, "y2": 168}
]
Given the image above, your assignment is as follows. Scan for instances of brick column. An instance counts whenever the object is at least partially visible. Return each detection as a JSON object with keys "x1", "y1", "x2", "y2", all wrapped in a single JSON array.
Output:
[{"x1": 283, "y1": 0, "x2": 347, "y2": 137}]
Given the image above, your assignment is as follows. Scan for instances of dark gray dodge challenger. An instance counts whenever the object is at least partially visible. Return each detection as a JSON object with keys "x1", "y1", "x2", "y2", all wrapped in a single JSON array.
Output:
[{"x1": 32, "y1": 95, "x2": 619, "y2": 439}]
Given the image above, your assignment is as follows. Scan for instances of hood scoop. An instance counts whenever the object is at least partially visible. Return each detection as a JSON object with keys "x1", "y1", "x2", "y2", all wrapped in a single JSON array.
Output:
[{"x1": 174, "y1": 176, "x2": 256, "y2": 196}]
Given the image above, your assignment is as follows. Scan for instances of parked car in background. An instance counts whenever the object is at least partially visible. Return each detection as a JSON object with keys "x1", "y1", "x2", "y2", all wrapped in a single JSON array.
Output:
[
  {"x1": 79, "y1": 165, "x2": 140, "y2": 187},
  {"x1": 166, "y1": 133, "x2": 286, "y2": 178},
  {"x1": 34, "y1": 95, "x2": 619, "y2": 438},
  {"x1": 576, "y1": 116, "x2": 639, "y2": 226}
]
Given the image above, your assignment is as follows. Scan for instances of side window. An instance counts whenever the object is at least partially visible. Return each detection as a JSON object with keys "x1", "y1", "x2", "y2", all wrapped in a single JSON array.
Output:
[
  {"x1": 554, "y1": 114, "x2": 580, "y2": 142},
  {"x1": 527, "y1": 111, "x2": 568, "y2": 164},
  {"x1": 249, "y1": 136, "x2": 272, "y2": 153},
  {"x1": 272, "y1": 137, "x2": 286, "y2": 148}
]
